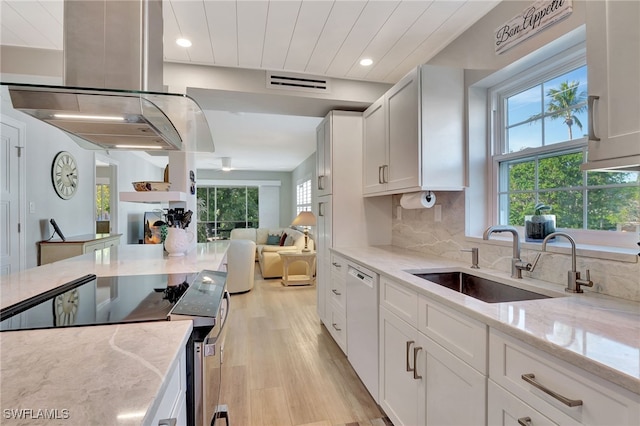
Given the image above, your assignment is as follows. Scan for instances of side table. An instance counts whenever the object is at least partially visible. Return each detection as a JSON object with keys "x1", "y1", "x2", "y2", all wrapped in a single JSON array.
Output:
[{"x1": 280, "y1": 251, "x2": 316, "y2": 286}]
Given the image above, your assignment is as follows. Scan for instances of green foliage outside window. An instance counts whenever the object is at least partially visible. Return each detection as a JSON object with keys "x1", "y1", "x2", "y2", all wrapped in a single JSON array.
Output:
[
  {"x1": 503, "y1": 152, "x2": 639, "y2": 231},
  {"x1": 95, "y1": 184, "x2": 110, "y2": 220},
  {"x1": 196, "y1": 186, "x2": 259, "y2": 242}
]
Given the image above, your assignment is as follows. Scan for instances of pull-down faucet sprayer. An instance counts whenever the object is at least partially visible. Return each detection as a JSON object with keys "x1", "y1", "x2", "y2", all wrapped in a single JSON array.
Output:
[{"x1": 482, "y1": 225, "x2": 540, "y2": 278}]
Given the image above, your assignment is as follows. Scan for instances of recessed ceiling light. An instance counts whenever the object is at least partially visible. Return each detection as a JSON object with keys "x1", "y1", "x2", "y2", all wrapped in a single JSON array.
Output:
[
  {"x1": 360, "y1": 58, "x2": 373, "y2": 66},
  {"x1": 176, "y1": 38, "x2": 192, "y2": 48}
]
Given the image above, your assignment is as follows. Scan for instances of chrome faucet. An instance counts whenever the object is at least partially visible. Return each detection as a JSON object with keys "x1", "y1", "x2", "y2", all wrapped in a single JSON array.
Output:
[
  {"x1": 542, "y1": 232, "x2": 593, "y2": 293},
  {"x1": 483, "y1": 225, "x2": 539, "y2": 278}
]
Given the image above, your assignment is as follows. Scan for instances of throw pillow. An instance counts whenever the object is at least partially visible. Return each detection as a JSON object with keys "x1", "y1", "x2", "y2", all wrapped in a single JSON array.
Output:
[
  {"x1": 279, "y1": 232, "x2": 288, "y2": 246},
  {"x1": 266, "y1": 233, "x2": 281, "y2": 245}
]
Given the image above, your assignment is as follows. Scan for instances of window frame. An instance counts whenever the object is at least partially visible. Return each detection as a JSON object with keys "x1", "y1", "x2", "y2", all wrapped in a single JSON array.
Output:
[
  {"x1": 296, "y1": 177, "x2": 312, "y2": 215},
  {"x1": 488, "y1": 48, "x2": 638, "y2": 247}
]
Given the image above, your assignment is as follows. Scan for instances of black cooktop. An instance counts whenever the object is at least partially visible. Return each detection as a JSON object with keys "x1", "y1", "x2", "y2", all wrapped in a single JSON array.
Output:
[{"x1": 0, "y1": 272, "x2": 213, "y2": 331}]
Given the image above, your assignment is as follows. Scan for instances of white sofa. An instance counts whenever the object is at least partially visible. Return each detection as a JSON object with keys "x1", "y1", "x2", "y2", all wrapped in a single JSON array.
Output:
[{"x1": 230, "y1": 227, "x2": 314, "y2": 278}]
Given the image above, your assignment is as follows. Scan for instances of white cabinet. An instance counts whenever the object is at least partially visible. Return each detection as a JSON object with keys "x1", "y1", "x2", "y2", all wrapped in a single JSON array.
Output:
[
  {"x1": 148, "y1": 346, "x2": 187, "y2": 426},
  {"x1": 489, "y1": 329, "x2": 640, "y2": 426},
  {"x1": 419, "y1": 332, "x2": 486, "y2": 426},
  {"x1": 583, "y1": 0, "x2": 640, "y2": 170},
  {"x1": 488, "y1": 380, "x2": 560, "y2": 426},
  {"x1": 316, "y1": 111, "x2": 389, "y2": 328},
  {"x1": 379, "y1": 305, "x2": 421, "y2": 426},
  {"x1": 362, "y1": 65, "x2": 465, "y2": 196},
  {"x1": 325, "y1": 252, "x2": 347, "y2": 352},
  {"x1": 378, "y1": 276, "x2": 487, "y2": 426},
  {"x1": 38, "y1": 234, "x2": 121, "y2": 265}
]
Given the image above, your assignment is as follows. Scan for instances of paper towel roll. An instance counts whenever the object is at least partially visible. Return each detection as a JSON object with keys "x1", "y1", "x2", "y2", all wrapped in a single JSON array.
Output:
[{"x1": 400, "y1": 191, "x2": 436, "y2": 209}]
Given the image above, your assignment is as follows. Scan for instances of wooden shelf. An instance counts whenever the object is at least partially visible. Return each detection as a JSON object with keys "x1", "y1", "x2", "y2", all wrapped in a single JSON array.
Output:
[{"x1": 119, "y1": 191, "x2": 187, "y2": 203}]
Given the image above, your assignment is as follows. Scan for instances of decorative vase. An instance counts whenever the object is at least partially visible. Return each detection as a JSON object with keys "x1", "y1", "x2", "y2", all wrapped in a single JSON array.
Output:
[
  {"x1": 164, "y1": 227, "x2": 194, "y2": 257},
  {"x1": 525, "y1": 214, "x2": 556, "y2": 242}
]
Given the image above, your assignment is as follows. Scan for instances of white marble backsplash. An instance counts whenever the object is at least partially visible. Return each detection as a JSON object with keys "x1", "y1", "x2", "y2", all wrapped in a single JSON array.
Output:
[{"x1": 391, "y1": 192, "x2": 640, "y2": 302}]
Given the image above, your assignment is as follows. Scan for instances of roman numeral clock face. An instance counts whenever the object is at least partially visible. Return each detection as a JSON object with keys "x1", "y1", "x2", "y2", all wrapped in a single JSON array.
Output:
[{"x1": 51, "y1": 151, "x2": 78, "y2": 199}]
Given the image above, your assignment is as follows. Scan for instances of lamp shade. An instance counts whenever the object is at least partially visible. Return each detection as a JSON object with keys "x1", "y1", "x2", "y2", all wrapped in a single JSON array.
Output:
[{"x1": 291, "y1": 211, "x2": 316, "y2": 227}]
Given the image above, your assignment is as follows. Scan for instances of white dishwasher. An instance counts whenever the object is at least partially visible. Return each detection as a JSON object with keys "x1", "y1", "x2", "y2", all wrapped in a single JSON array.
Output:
[{"x1": 346, "y1": 263, "x2": 379, "y2": 403}]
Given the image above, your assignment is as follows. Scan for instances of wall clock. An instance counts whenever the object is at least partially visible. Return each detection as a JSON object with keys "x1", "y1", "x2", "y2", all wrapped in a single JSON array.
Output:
[
  {"x1": 53, "y1": 289, "x2": 79, "y2": 326},
  {"x1": 51, "y1": 151, "x2": 78, "y2": 199}
]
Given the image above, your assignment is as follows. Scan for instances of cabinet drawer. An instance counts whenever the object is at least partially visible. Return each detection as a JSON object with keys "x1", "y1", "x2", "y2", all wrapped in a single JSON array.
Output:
[
  {"x1": 380, "y1": 276, "x2": 418, "y2": 328},
  {"x1": 488, "y1": 380, "x2": 565, "y2": 426},
  {"x1": 490, "y1": 329, "x2": 640, "y2": 425},
  {"x1": 327, "y1": 302, "x2": 347, "y2": 354},
  {"x1": 418, "y1": 294, "x2": 487, "y2": 374},
  {"x1": 328, "y1": 273, "x2": 346, "y2": 311},
  {"x1": 330, "y1": 254, "x2": 346, "y2": 277}
]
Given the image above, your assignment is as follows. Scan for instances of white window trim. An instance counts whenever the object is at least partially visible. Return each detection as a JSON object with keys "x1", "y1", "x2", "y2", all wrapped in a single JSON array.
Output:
[{"x1": 484, "y1": 44, "x2": 638, "y2": 252}]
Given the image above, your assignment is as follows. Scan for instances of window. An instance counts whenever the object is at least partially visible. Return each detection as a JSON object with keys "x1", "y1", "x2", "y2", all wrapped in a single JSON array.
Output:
[
  {"x1": 492, "y1": 60, "x2": 639, "y2": 236},
  {"x1": 95, "y1": 184, "x2": 110, "y2": 220},
  {"x1": 196, "y1": 186, "x2": 259, "y2": 242},
  {"x1": 296, "y1": 179, "x2": 312, "y2": 214}
]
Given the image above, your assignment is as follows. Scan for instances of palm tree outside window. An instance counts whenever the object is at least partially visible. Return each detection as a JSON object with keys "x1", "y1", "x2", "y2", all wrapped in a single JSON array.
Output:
[{"x1": 493, "y1": 63, "x2": 639, "y2": 234}]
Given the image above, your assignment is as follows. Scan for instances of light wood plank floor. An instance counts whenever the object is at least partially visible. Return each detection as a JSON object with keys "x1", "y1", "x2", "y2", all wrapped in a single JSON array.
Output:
[{"x1": 205, "y1": 264, "x2": 387, "y2": 426}]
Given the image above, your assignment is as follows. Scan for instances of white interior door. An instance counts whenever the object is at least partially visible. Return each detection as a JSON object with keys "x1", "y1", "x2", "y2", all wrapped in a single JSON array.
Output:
[{"x1": 1, "y1": 118, "x2": 24, "y2": 275}]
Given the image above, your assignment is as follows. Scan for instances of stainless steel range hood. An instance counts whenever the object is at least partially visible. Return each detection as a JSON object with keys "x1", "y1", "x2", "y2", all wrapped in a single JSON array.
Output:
[{"x1": 3, "y1": 0, "x2": 213, "y2": 153}]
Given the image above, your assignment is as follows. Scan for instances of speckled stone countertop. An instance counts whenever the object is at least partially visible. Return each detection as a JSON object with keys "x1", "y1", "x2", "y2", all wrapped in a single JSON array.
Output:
[
  {"x1": 0, "y1": 242, "x2": 228, "y2": 425},
  {"x1": 0, "y1": 321, "x2": 193, "y2": 425},
  {"x1": 332, "y1": 245, "x2": 640, "y2": 395}
]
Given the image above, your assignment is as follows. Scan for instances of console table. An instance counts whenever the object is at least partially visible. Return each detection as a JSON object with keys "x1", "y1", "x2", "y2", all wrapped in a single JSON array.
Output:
[
  {"x1": 280, "y1": 251, "x2": 316, "y2": 286},
  {"x1": 38, "y1": 234, "x2": 122, "y2": 265}
]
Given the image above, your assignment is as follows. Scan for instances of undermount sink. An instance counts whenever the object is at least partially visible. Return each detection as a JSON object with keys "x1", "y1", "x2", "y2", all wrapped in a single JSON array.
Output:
[{"x1": 410, "y1": 271, "x2": 553, "y2": 303}]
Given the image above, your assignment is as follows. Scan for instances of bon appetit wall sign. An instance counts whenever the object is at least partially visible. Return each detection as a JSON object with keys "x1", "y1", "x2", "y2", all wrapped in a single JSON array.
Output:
[{"x1": 495, "y1": 0, "x2": 573, "y2": 54}]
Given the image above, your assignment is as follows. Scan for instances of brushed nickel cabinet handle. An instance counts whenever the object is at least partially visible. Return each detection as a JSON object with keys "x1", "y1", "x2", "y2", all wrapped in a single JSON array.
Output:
[
  {"x1": 406, "y1": 340, "x2": 415, "y2": 372},
  {"x1": 318, "y1": 202, "x2": 325, "y2": 216},
  {"x1": 521, "y1": 374, "x2": 583, "y2": 407},
  {"x1": 318, "y1": 175, "x2": 324, "y2": 190},
  {"x1": 517, "y1": 417, "x2": 532, "y2": 426},
  {"x1": 382, "y1": 164, "x2": 389, "y2": 183},
  {"x1": 588, "y1": 95, "x2": 601, "y2": 141},
  {"x1": 378, "y1": 166, "x2": 384, "y2": 184},
  {"x1": 332, "y1": 262, "x2": 341, "y2": 268},
  {"x1": 413, "y1": 346, "x2": 423, "y2": 380},
  {"x1": 331, "y1": 289, "x2": 341, "y2": 296},
  {"x1": 332, "y1": 323, "x2": 341, "y2": 331}
]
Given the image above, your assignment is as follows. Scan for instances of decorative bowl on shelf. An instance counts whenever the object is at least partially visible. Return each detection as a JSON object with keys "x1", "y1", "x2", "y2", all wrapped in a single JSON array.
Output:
[{"x1": 132, "y1": 181, "x2": 171, "y2": 192}]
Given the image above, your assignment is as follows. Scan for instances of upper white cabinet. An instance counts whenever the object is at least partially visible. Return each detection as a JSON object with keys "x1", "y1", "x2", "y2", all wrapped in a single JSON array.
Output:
[
  {"x1": 583, "y1": 0, "x2": 640, "y2": 171},
  {"x1": 363, "y1": 65, "x2": 465, "y2": 196}
]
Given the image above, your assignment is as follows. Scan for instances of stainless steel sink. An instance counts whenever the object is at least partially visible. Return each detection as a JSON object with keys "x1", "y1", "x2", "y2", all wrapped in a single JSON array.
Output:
[{"x1": 411, "y1": 271, "x2": 552, "y2": 303}]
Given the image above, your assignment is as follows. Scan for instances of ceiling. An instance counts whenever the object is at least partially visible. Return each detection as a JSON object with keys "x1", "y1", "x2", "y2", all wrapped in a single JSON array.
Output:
[{"x1": 0, "y1": 0, "x2": 501, "y2": 171}]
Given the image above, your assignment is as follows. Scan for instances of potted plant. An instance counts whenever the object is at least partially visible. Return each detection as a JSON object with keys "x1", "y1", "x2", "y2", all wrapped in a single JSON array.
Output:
[{"x1": 525, "y1": 203, "x2": 556, "y2": 242}]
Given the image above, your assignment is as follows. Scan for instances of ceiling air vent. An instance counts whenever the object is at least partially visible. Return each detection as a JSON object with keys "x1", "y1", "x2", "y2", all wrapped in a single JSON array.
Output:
[{"x1": 266, "y1": 72, "x2": 331, "y2": 94}]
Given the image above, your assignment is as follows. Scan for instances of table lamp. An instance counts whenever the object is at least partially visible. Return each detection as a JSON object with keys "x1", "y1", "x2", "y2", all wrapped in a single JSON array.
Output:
[{"x1": 291, "y1": 211, "x2": 316, "y2": 252}]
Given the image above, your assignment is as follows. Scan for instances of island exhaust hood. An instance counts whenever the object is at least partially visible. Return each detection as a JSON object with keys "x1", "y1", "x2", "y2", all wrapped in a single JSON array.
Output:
[{"x1": 3, "y1": 0, "x2": 213, "y2": 152}]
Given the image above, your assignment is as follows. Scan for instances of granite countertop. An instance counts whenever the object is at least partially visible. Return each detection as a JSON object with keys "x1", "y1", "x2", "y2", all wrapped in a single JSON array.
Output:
[
  {"x1": 331, "y1": 245, "x2": 640, "y2": 395},
  {"x1": 0, "y1": 242, "x2": 229, "y2": 425},
  {"x1": 0, "y1": 321, "x2": 193, "y2": 425}
]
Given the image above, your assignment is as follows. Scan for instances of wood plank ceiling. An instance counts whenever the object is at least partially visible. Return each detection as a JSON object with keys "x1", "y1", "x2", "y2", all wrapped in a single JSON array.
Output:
[{"x1": 1, "y1": 0, "x2": 500, "y2": 84}]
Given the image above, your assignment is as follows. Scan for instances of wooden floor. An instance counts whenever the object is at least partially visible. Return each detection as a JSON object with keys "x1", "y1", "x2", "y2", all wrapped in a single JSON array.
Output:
[{"x1": 205, "y1": 264, "x2": 387, "y2": 426}]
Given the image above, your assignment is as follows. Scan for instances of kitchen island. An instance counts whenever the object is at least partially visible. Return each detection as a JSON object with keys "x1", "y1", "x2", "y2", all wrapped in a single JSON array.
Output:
[{"x1": 0, "y1": 242, "x2": 229, "y2": 425}]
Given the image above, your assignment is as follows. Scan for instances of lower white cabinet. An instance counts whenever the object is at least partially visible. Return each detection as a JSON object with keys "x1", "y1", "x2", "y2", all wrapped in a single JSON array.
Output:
[
  {"x1": 378, "y1": 276, "x2": 488, "y2": 426},
  {"x1": 488, "y1": 380, "x2": 561, "y2": 426},
  {"x1": 489, "y1": 329, "x2": 640, "y2": 426},
  {"x1": 420, "y1": 332, "x2": 486, "y2": 425},
  {"x1": 148, "y1": 346, "x2": 187, "y2": 426},
  {"x1": 379, "y1": 305, "x2": 421, "y2": 426}
]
